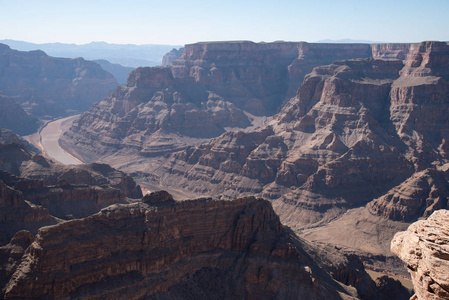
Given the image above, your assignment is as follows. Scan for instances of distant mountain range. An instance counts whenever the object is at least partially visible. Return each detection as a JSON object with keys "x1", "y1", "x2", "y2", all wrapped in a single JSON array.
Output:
[{"x1": 0, "y1": 39, "x2": 183, "y2": 68}]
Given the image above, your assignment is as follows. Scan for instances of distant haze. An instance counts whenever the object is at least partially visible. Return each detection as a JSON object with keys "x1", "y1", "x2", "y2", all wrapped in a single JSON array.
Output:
[
  {"x1": 0, "y1": 0, "x2": 448, "y2": 45},
  {"x1": 0, "y1": 40, "x2": 181, "y2": 68}
]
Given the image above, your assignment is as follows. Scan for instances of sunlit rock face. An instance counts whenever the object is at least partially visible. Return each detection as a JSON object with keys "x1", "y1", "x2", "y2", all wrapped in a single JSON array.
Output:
[{"x1": 391, "y1": 209, "x2": 449, "y2": 300}]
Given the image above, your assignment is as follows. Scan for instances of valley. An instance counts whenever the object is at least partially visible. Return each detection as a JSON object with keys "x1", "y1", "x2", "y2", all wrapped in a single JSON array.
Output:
[
  {"x1": 1, "y1": 39, "x2": 449, "y2": 299},
  {"x1": 37, "y1": 115, "x2": 83, "y2": 165}
]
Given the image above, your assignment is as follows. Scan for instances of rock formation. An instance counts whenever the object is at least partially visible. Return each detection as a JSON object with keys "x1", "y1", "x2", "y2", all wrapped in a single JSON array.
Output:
[
  {"x1": 0, "y1": 95, "x2": 39, "y2": 135},
  {"x1": 59, "y1": 41, "x2": 448, "y2": 278},
  {"x1": 93, "y1": 59, "x2": 135, "y2": 85},
  {"x1": 391, "y1": 209, "x2": 449, "y2": 300},
  {"x1": 0, "y1": 129, "x2": 142, "y2": 244},
  {"x1": 162, "y1": 47, "x2": 184, "y2": 66},
  {"x1": 63, "y1": 41, "x2": 412, "y2": 161},
  {"x1": 137, "y1": 42, "x2": 449, "y2": 227},
  {"x1": 0, "y1": 43, "x2": 118, "y2": 118},
  {"x1": 2, "y1": 194, "x2": 383, "y2": 299}
]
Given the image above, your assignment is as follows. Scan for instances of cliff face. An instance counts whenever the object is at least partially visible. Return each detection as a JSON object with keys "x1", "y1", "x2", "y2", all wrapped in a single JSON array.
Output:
[
  {"x1": 3, "y1": 195, "x2": 365, "y2": 299},
  {"x1": 391, "y1": 209, "x2": 449, "y2": 300},
  {"x1": 146, "y1": 42, "x2": 449, "y2": 229},
  {"x1": 0, "y1": 95, "x2": 39, "y2": 135},
  {"x1": 62, "y1": 41, "x2": 405, "y2": 161},
  {"x1": 162, "y1": 47, "x2": 184, "y2": 66},
  {"x1": 0, "y1": 43, "x2": 118, "y2": 118},
  {"x1": 0, "y1": 130, "x2": 142, "y2": 244}
]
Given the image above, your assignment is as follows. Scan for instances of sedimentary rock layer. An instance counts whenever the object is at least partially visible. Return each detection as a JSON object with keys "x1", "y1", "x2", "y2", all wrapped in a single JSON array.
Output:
[
  {"x1": 63, "y1": 41, "x2": 415, "y2": 160},
  {"x1": 0, "y1": 129, "x2": 142, "y2": 244},
  {"x1": 147, "y1": 42, "x2": 449, "y2": 228},
  {"x1": 391, "y1": 209, "x2": 449, "y2": 300},
  {"x1": 3, "y1": 195, "x2": 363, "y2": 299}
]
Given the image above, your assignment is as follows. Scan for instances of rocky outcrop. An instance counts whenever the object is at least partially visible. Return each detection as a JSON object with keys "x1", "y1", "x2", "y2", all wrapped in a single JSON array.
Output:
[
  {"x1": 391, "y1": 209, "x2": 449, "y2": 300},
  {"x1": 368, "y1": 167, "x2": 449, "y2": 222},
  {"x1": 0, "y1": 129, "x2": 36, "y2": 176},
  {"x1": 162, "y1": 47, "x2": 184, "y2": 66},
  {"x1": 0, "y1": 173, "x2": 55, "y2": 245},
  {"x1": 3, "y1": 195, "x2": 371, "y2": 299},
  {"x1": 62, "y1": 41, "x2": 403, "y2": 161},
  {"x1": 0, "y1": 95, "x2": 39, "y2": 135},
  {"x1": 0, "y1": 43, "x2": 118, "y2": 118},
  {"x1": 0, "y1": 129, "x2": 142, "y2": 243}
]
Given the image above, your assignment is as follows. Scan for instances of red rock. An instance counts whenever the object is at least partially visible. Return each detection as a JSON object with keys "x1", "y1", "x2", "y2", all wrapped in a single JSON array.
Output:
[
  {"x1": 3, "y1": 196, "x2": 364, "y2": 299},
  {"x1": 391, "y1": 209, "x2": 449, "y2": 300}
]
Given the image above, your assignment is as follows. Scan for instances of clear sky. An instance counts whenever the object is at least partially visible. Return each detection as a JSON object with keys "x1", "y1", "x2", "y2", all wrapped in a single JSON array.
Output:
[{"x1": 1, "y1": 0, "x2": 448, "y2": 45}]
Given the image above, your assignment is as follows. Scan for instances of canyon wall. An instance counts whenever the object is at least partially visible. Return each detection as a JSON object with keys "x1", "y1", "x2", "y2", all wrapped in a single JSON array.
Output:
[
  {"x1": 0, "y1": 43, "x2": 118, "y2": 118},
  {"x1": 146, "y1": 42, "x2": 449, "y2": 228},
  {"x1": 63, "y1": 41, "x2": 415, "y2": 160},
  {"x1": 3, "y1": 195, "x2": 372, "y2": 299}
]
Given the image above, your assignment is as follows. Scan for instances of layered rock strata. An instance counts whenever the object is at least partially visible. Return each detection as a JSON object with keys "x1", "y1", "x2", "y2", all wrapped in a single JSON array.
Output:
[
  {"x1": 0, "y1": 129, "x2": 142, "y2": 243},
  {"x1": 3, "y1": 195, "x2": 371, "y2": 299},
  {"x1": 63, "y1": 41, "x2": 415, "y2": 161},
  {"x1": 391, "y1": 209, "x2": 449, "y2": 300},
  {"x1": 0, "y1": 43, "x2": 118, "y2": 118},
  {"x1": 144, "y1": 42, "x2": 449, "y2": 228}
]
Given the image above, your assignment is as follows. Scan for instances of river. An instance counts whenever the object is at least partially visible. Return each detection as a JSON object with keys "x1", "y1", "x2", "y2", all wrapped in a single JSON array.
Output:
[{"x1": 39, "y1": 115, "x2": 83, "y2": 165}]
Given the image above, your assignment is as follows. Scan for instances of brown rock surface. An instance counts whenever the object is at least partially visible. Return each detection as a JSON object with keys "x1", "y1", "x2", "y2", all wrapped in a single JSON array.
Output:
[
  {"x1": 0, "y1": 43, "x2": 118, "y2": 118},
  {"x1": 0, "y1": 129, "x2": 142, "y2": 244},
  {"x1": 58, "y1": 41, "x2": 448, "y2": 279},
  {"x1": 62, "y1": 41, "x2": 395, "y2": 161},
  {"x1": 3, "y1": 195, "x2": 372, "y2": 299},
  {"x1": 391, "y1": 209, "x2": 449, "y2": 300},
  {"x1": 139, "y1": 42, "x2": 449, "y2": 226}
]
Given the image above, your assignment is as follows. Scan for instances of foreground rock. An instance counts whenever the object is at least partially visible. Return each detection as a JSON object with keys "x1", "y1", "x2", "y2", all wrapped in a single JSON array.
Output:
[
  {"x1": 2, "y1": 194, "x2": 384, "y2": 299},
  {"x1": 391, "y1": 209, "x2": 449, "y2": 300},
  {"x1": 0, "y1": 43, "x2": 118, "y2": 118}
]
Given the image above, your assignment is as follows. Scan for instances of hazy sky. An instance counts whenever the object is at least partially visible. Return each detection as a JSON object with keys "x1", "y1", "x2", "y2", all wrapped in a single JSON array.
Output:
[{"x1": 1, "y1": 0, "x2": 448, "y2": 45}]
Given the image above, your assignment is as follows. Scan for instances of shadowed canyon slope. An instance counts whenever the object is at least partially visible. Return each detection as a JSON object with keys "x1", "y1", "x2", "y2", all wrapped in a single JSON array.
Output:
[
  {"x1": 62, "y1": 41, "x2": 418, "y2": 160},
  {"x1": 3, "y1": 193, "x2": 390, "y2": 299},
  {"x1": 0, "y1": 43, "x2": 118, "y2": 119},
  {"x1": 0, "y1": 128, "x2": 142, "y2": 245}
]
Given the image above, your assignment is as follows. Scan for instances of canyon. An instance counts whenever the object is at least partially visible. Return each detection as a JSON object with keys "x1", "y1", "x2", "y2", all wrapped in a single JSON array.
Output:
[
  {"x1": 60, "y1": 40, "x2": 449, "y2": 280},
  {"x1": 2, "y1": 39, "x2": 449, "y2": 298},
  {"x1": 1, "y1": 129, "x2": 406, "y2": 299}
]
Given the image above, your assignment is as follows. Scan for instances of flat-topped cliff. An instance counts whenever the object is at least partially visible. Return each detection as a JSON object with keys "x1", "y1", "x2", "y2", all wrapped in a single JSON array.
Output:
[{"x1": 62, "y1": 40, "x2": 418, "y2": 161}]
